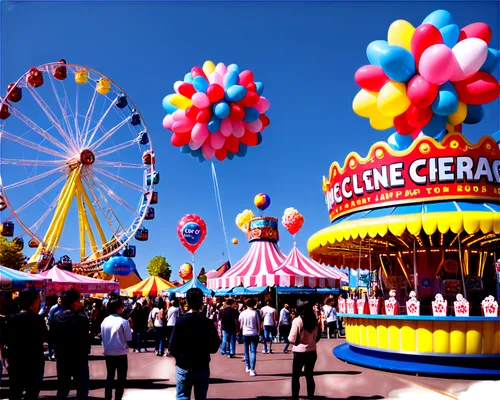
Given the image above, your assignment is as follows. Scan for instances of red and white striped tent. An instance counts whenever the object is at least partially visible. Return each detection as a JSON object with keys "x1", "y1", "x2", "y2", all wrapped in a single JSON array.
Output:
[{"x1": 275, "y1": 245, "x2": 349, "y2": 288}]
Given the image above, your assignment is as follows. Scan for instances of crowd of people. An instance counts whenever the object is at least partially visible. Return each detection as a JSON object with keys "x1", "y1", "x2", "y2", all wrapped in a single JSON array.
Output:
[{"x1": 0, "y1": 288, "x2": 343, "y2": 400}]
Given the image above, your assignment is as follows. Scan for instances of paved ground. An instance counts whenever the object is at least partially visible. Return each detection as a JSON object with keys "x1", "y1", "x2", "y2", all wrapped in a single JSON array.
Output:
[{"x1": 1, "y1": 340, "x2": 497, "y2": 399}]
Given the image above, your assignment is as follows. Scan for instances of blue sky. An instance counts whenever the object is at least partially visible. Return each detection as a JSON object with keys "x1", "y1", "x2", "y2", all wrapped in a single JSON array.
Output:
[{"x1": 1, "y1": 0, "x2": 499, "y2": 279}]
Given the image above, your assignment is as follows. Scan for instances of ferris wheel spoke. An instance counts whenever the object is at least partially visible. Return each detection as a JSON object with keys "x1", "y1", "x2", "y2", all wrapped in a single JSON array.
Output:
[
  {"x1": 3, "y1": 165, "x2": 67, "y2": 190},
  {"x1": 94, "y1": 137, "x2": 140, "y2": 158},
  {"x1": 92, "y1": 167, "x2": 144, "y2": 192},
  {"x1": 0, "y1": 130, "x2": 67, "y2": 158},
  {"x1": 93, "y1": 160, "x2": 145, "y2": 169},
  {"x1": 27, "y1": 86, "x2": 78, "y2": 152},
  {"x1": 0, "y1": 158, "x2": 66, "y2": 167},
  {"x1": 47, "y1": 71, "x2": 76, "y2": 146},
  {"x1": 8, "y1": 105, "x2": 71, "y2": 154},
  {"x1": 80, "y1": 81, "x2": 99, "y2": 147},
  {"x1": 74, "y1": 83, "x2": 82, "y2": 146},
  {"x1": 84, "y1": 97, "x2": 118, "y2": 149},
  {"x1": 88, "y1": 115, "x2": 132, "y2": 151},
  {"x1": 29, "y1": 194, "x2": 60, "y2": 235}
]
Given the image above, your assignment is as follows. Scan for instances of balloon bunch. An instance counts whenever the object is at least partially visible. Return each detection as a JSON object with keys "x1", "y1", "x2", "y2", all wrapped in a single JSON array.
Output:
[
  {"x1": 235, "y1": 209, "x2": 255, "y2": 233},
  {"x1": 162, "y1": 61, "x2": 271, "y2": 162},
  {"x1": 282, "y1": 208, "x2": 304, "y2": 236},
  {"x1": 352, "y1": 9, "x2": 500, "y2": 150},
  {"x1": 177, "y1": 214, "x2": 207, "y2": 254},
  {"x1": 254, "y1": 193, "x2": 271, "y2": 211},
  {"x1": 179, "y1": 263, "x2": 193, "y2": 282}
]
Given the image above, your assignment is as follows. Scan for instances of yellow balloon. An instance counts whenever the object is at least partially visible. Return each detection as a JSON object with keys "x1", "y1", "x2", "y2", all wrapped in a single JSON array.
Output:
[
  {"x1": 169, "y1": 93, "x2": 192, "y2": 110},
  {"x1": 448, "y1": 101, "x2": 467, "y2": 125},
  {"x1": 445, "y1": 123, "x2": 457, "y2": 133},
  {"x1": 370, "y1": 113, "x2": 394, "y2": 130},
  {"x1": 377, "y1": 81, "x2": 411, "y2": 117},
  {"x1": 352, "y1": 89, "x2": 379, "y2": 118},
  {"x1": 387, "y1": 20, "x2": 415, "y2": 51},
  {"x1": 202, "y1": 60, "x2": 216, "y2": 76}
]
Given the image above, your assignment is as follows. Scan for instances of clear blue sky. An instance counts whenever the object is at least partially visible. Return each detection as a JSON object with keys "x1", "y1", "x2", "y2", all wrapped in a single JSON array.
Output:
[{"x1": 1, "y1": 0, "x2": 499, "y2": 279}]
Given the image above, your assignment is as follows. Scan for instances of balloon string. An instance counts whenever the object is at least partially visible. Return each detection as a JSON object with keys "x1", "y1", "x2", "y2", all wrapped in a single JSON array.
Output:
[{"x1": 211, "y1": 162, "x2": 232, "y2": 266}]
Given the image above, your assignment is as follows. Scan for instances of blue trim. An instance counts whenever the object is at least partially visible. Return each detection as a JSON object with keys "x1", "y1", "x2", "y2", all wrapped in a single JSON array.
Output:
[
  {"x1": 334, "y1": 343, "x2": 500, "y2": 378},
  {"x1": 338, "y1": 313, "x2": 500, "y2": 322}
]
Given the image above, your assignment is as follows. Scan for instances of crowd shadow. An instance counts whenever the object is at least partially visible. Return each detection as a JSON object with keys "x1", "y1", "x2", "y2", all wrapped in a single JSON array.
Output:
[
  {"x1": 256, "y1": 370, "x2": 362, "y2": 377},
  {"x1": 208, "y1": 396, "x2": 384, "y2": 400},
  {"x1": 210, "y1": 377, "x2": 288, "y2": 385}
]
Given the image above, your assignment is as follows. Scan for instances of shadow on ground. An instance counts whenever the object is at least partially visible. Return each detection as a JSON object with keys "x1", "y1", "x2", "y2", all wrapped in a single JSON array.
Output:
[
  {"x1": 208, "y1": 396, "x2": 384, "y2": 400},
  {"x1": 256, "y1": 371, "x2": 362, "y2": 377}
]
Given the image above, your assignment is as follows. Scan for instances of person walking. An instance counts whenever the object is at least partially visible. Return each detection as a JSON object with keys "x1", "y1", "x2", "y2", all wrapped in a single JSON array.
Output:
[
  {"x1": 238, "y1": 298, "x2": 260, "y2": 376},
  {"x1": 323, "y1": 298, "x2": 338, "y2": 338},
  {"x1": 130, "y1": 301, "x2": 146, "y2": 352},
  {"x1": 219, "y1": 298, "x2": 239, "y2": 357},
  {"x1": 101, "y1": 296, "x2": 132, "y2": 400},
  {"x1": 1, "y1": 290, "x2": 47, "y2": 400},
  {"x1": 149, "y1": 299, "x2": 166, "y2": 356},
  {"x1": 279, "y1": 303, "x2": 292, "y2": 353},
  {"x1": 52, "y1": 289, "x2": 91, "y2": 400},
  {"x1": 169, "y1": 288, "x2": 220, "y2": 400},
  {"x1": 47, "y1": 295, "x2": 63, "y2": 360},
  {"x1": 165, "y1": 298, "x2": 180, "y2": 355},
  {"x1": 260, "y1": 300, "x2": 277, "y2": 354},
  {"x1": 288, "y1": 299, "x2": 321, "y2": 400}
]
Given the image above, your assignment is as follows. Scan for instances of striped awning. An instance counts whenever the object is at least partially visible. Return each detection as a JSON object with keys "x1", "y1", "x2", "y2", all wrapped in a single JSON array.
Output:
[
  {"x1": 121, "y1": 276, "x2": 175, "y2": 297},
  {"x1": 0, "y1": 266, "x2": 46, "y2": 291},
  {"x1": 41, "y1": 266, "x2": 119, "y2": 295}
]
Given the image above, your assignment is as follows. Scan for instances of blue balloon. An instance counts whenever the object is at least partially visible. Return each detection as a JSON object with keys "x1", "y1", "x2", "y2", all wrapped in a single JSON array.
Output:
[
  {"x1": 208, "y1": 116, "x2": 221, "y2": 133},
  {"x1": 440, "y1": 24, "x2": 459, "y2": 48},
  {"x1": 198, "y1": 156, "x2": 205, "y2": 163},
  {"x1": 480, "y1": 48, "x2": 500, "y2": 73},
  {"x1": 387, "y1": 132, "x2": 414, "y2": 151},
  {"x1": 464, "y1": 105, "x2": 484, "y2": 125},
  {"x1": 243, "y1": 107, "x2": 259, "y2": 122},
  {"x1": 227, "y1": 152, "x2": 235, "y2": 160},
  {"x1": 422, "y1": 9, "x2": 455, "y2": 29},
  {"x1": 256, "y1": 132, "x2": 263, "y2": 144},
  {"x1": 223, "y1": 71, "x2": 239, "y2": 88},
  {"x1": 366, "y1": 40, "x2": 390, "y2": 67},
  {"x1": 162, "y1": 94, "x2": 178, "y2": 114},
  {"x1": 180, "y1": 145, "x2": 191, "y2": 154},
  {"x1": 380, "y1": 46, "x2": 416, "y2": 82},
  {"x1": 227, "y1": 64, "x2": 241, "y2": 74},
  {"x1": 184, "y1": 72, "x2": 193, "y2": 83},
  {"x1": 192, "y1": 76, "x2": 209, "y2": 93},
  {"x1": 236, "y1": 143, "x2": 247, "y2": 157},
  {"x1": 431, "y1": 82, "x2": 459, "y2": 116},
  {"x1": 255, "y1": 82, "x2": 264, "y2": 95},
  {"x1": 103, "y1": 256, "x2": 136, "y2": 277},
  {"x1": 192, "y1": 148, "x2": 202, "y2": 158},
  {"x1": 434, "y1": 130, "x2": 447, "y2": 142},
  {"x1": 214, "y1": 101, "x2": 230, "y2": 119},
  {"x1": 422, "y1": 114, "x2": 447, "y2": 138},
  {"x1": 225, "y1": 85, "x2": 246, "y2": 102}
]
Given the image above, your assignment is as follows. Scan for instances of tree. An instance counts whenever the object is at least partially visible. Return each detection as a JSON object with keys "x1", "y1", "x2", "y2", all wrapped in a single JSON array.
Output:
[
  {"x1": 147, "y1": 256, "x2": 172, "y2": 281},
  {"x1": 0, "y1": 236, "x2": 26, "y2": 270}
]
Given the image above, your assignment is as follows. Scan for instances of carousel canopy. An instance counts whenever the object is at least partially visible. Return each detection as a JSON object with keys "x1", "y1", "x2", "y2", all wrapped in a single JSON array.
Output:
[
  {"x1": 121, "y1": 275, "x2": 175, "y2": 297},
  {"x1": 164, "y1": 277, "x2": 213, "y2": 298},
  {"x1": 0, "y1": 266, "x2": 46, "y2": 291},
  {"x1": 41, "y1": 266, "x2": 119, "y2": 295}
]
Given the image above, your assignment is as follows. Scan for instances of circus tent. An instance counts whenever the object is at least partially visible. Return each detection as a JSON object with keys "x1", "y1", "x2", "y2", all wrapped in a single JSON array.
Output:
[{"x1": 121, "y1": 275, "x2": 175, "y2": 297}]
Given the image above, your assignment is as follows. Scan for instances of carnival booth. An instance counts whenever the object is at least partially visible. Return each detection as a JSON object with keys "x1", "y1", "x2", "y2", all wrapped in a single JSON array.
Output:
[
  {"x1": 41, "y1": 266, "x2": 119, "y2": 295},
  {"x1": 164, "y1": 277, "x2": 213, "y2": 298},
  {"x1": 0, "y1": 265, "x2": 47, "y2": 291},
  {"x1": 307, "y1": 9, "x2": 500, "y2": 377}
]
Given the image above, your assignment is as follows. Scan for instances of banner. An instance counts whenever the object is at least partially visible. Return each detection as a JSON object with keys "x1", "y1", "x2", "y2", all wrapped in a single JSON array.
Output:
[
  {"x1": 248, "y1": 217, "x2": 279, "y2": 243},
  {"x1": 323, "y1": 134, "x2": 500, "y2": 222}
]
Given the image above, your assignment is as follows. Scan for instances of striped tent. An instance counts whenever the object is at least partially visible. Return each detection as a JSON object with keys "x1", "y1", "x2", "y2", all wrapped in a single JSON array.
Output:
[
  {"x1": 121, "y1": 276, "x2": 175, "y2": 297},
  {"x1": 41, "y1": 266, "x2": 119, "y2": 295},
  {"x1": 0, "y1": 266, "x2": 46, "y2": 291}
]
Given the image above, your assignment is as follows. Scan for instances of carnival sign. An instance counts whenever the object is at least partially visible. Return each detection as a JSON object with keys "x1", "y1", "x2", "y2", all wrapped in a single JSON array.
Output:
[
  {"x1": 248, "y1": 217, "x2": 279, "y2": 243},
  {"x1": 323, "y1": 134, "x2": 500, "y2": 222}
]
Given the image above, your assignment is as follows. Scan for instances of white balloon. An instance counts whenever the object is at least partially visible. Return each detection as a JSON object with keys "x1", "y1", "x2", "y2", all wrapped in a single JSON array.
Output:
[
  {"x1": 173, "y1": 80, "x2": 184, "y2": 93},
  {"x1": 450, "y1": 38, "x2": 488, "y2": 82}
]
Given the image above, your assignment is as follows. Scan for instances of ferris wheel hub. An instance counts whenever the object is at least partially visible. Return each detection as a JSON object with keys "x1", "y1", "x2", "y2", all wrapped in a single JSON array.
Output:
[{"x1": 80, "y1": 149, "x2": 95, "y2": 166}]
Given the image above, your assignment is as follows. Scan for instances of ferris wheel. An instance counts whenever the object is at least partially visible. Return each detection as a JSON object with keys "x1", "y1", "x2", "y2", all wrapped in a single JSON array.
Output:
[{"x1": 0, "y1": 60, "x2": 159, "y2": 272}]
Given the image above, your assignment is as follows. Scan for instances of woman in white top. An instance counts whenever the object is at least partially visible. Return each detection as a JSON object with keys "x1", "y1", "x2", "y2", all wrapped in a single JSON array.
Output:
[
  {"x1": 165, "y1": 299, "x2": 180, "y2": 353},
  {"x1": 238, "y1": 298, "x2": 260, "y2": 376},
  {"x1": 149, "y1": 298, "x2": 166, "y2": 356}
]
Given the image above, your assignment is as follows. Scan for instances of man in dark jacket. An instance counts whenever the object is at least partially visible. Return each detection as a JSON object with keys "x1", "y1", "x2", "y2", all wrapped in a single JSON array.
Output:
[
  {"x1": 219, "y1": 298, "x2": 239, "y2": 357},
  {"x1": 169, "y1": 288, "x2": 220, "y2": 400},
  {"x1": 52, "y1": 289, "x2": 91, "y2": 399}
]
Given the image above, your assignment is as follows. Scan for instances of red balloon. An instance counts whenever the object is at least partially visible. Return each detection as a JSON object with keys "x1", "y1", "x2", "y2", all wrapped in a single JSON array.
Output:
[
  {"x1": 236, "y1": 91, "x2": 260, "y2": 107},
  {"x1": 240, "y1": 130, "x2": 259, "y2": 146},
  {"x1": 239, "y1": 70, "x2": 255, "y2": 87},
  {"x1": 394, "y1": 113, "x2": 419, "y2": 135},
  {"x1": 215, "y1": 148, "x2": 227, "y2": 161},
  {"x1": 246, "y1": 82, "x2": 257, "y2": 92},
  {"x1": 177, "y1": 214, "x2": 207, "y2": 254},
  {"x1": 206, "y1": 84, "x2": 225, "y2": 103},
  {"x1": 178, "y1": 83, "x2": 196, "y2": 99},
  {"x1": 197, "y1": 108, "x2": 212, "y2": 123},
  {"x1": 191, "y1": 66, "x2": 207, "y2": 79},
  {"x1": 411, "y1": 24, "x2": 444, "y2": 66},
  {"x1": 406, "y1": 105, "x2": 433, "y2": 129},
  {"x1": 171, "y1": 131, "x2": 190, "y2": 147},
  {"x1": 354, "y1": 65, "x2": 389, "y2": 92},
  {"x1": 228, "y1": 104, "x2": 245, "y2": 121},
  {"x1": 185, "y1": 106, "x2": 200, "y2": 120},
  {"x1": 453, "y1": 71, "x2": 500, "y2": 105},
  {"x1": 225, "y1": 135, "x2": 240, "y2": 154},
  {"x1": 407, "y1": 75, "x2": 439, "y2": 107},
  {"x1": 458, "y1": 22, "x2": 492, "y2": 44},
  {"x1": 259, "y1": 114, "x2": 270, "y2": 128}
]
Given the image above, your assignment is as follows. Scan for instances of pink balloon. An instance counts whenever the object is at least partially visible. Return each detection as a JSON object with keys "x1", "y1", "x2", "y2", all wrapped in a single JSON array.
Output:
[
  {"x1": 215, "y1": 62, "x2": 227, "y2": 77},
  {"x1": 220, "y1": 118, "x2": 233, "y2": 137},
  {"x1": 189, "y1": 138, "x2": 203, "y2": 151},
  {"x1": 255, "y1": 97, "x2": 270, "y2": 113},
  {"x1": 418, "y1": 44, "x2": 455, "y2": 85},
  {"x1": 450, "y1": 38, "x2": 488, "y2": 82},
  {"x1": 202, "y1": 143, "x2": 216, "y2": 160},
  {"x1": 173, "y1": 81, "x2": 183, "y2": 93},
  {"x1": 162, "y1": 114, "x2": 174, "y2": 130},
  {"x1": 232, "y1": 120, "x2": 245, "y2": 137},
  {"x1": 172, "y1": 109, "x2": 187, "y2": 121},
  {"x1": 245, "y1": 119, "x2": 263, "y2": 133},
  {"x1": 191, "y1": 123, "x2": 209, "y2": 143},
  {"x1": 192, "y1": 92, "x2": 211, "y2": 109},
  {"x1": 172, "y1": 119, "x2": 195, "y2": 133},
  {"x1": 208, "y1": 71, "x2": 223, "y2": 86},
  {"x1": 210, "y1": 131, "x2": 226, "y2": 149}
]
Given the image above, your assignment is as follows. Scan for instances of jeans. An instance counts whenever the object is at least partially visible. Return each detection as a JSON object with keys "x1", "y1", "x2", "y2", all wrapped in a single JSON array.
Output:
[
  {"x1": 176, "y1": 366, "x2": 210, "y2": 400},
  {"x1": 154, "y1": 326, "x2": 166, "y2": 354},
  {"x1": 56, "y1": 357, "x2": 90, "y2": 399},
  {"x1": 105, "y1": 355, "x2": 128, "y2": 400},
  {"x1": 327, "y1": 320, "x2": 338, "y2": 337},
  {"x1": 262, "y1": 326, "x2": 276, "y2": 353},
  {"x1": 8, "y1": 359, "x2": 44, "y2": 400},
  {"x1": 243, "y1": 335, "x2": 259, "y2": 370},
  {"x1": 132, "y1": 330, "x2": 144, "y2": 350},
  {"x1": 221, "y1": 330, "x2": 236, "y2": 355},
  {"x1": 291, "y1": 351, "x2": 317, "y2": 400},
  {"x1": 280, "y1": 325, "x2": 291, "y2": 351}
]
